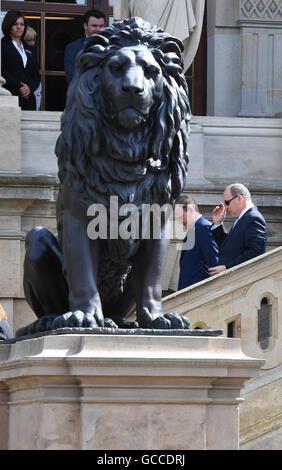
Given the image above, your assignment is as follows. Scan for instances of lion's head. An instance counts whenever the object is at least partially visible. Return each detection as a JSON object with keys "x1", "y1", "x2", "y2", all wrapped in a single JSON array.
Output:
[{"x1": 56, "y1": 17, "x2": 191, "y2": 208}]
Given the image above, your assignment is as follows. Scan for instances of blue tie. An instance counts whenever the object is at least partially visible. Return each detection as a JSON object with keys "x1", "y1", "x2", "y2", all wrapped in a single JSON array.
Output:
[{"x1": 232, "y1": 218, "x2": 239, "y2": 230}]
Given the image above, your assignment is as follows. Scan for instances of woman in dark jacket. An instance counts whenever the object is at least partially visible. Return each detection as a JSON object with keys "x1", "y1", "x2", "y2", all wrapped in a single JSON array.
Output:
[{"x1": 1, "y1": 10, "x2": 40, "y2": 110}]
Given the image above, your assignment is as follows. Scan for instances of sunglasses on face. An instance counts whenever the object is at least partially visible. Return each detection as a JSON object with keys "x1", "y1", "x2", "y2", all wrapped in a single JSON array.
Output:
[{"x1": 224, "y1": 195, "x2": 238, "y2": 206}]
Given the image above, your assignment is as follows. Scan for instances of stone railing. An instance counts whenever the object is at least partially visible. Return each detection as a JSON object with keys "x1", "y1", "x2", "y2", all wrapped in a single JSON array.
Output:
[{"x1": 163, "y1": 246, "x2": 282, "y2": 370}]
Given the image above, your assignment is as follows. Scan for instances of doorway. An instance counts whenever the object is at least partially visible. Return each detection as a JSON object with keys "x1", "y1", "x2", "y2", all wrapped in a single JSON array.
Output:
[
  {"x1": 1, "y1": 0, "x2": 206, "y2": 114},
  {"x1": 1, "y1": 0, "x2": 113, "y2": 110}
]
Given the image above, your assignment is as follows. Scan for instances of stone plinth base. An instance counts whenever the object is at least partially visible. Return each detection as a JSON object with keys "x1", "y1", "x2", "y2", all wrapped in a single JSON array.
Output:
[
  {"x1": 0, "y1": 333, "x2": 263, "y2": 450},
  {"x1": 0, "y1": 96, "x2": 21, "y2": 172}
]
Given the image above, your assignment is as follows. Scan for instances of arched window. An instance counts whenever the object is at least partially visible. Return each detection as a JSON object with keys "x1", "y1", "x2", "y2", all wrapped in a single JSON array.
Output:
[
  {"x1": 258, "y1": 297, "x2": 272, "y2": 350},
  {"x1": 193, "y1": 322, "x2": 208, "y2": 330}
]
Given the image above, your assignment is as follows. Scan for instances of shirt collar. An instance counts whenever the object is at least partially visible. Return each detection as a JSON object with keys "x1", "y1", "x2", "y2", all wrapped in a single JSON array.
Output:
[{"x1": 238, "y1": 204, "x2": 254, "y2": 220}]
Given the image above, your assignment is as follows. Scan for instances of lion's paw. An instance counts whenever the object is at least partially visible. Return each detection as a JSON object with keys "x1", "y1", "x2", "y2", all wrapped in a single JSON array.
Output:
[
  {"x1": 51, "y1": 310, "x2": 104, "y2": 330},
  {"x1": 138, "y1": 308, "x2": 190, "y2": 330}
]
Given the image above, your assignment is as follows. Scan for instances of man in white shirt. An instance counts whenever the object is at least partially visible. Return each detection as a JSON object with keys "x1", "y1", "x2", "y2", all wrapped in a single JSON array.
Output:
[{"x1": 208, "y1": 183, "x2": 268, "y2": 276}]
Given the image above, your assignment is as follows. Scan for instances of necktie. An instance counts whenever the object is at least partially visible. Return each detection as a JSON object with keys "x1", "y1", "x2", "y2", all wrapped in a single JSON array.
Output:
[{"x1": 232, "y1": 218, "x2": 239, "y2": 230}]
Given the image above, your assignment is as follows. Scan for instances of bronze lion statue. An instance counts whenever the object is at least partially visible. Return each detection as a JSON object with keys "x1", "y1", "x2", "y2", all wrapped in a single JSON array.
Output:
[{"x1": 19, "y1": 17, "x2": 191, "y2": 336}]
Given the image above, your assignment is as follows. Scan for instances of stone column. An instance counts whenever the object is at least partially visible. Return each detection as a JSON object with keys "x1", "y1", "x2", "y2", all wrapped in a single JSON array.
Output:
[
  {"x1": 0, "y1": 1, "x2": 10, "y2": 96},
  {"x1": 0, "y1": 5, "x2": 21, "y2": 172},
  {"x1": 239, "y1": 0, "x2": 282, "y2": 117}
]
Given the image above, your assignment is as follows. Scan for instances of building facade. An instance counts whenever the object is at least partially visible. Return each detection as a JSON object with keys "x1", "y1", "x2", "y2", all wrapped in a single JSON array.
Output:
[{"x1": 0, "y1": 0, "x2": 281, "y2": 449}]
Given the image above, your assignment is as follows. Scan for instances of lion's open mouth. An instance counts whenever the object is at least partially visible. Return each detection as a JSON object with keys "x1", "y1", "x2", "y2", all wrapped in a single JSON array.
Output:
[{"x1": 118, "y1": 108, "x2": 146, "y2": 129}]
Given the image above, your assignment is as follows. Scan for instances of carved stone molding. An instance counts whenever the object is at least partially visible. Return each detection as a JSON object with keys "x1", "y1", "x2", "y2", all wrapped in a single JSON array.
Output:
[{"x1": 239, "y1": 0, "x2": 282, "y2": 22}]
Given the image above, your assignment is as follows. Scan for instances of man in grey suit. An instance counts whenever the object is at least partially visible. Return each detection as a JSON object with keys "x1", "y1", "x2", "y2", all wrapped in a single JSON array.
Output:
[{"x1": 209, "y1": 183, "x2": 268, "y2": 276}]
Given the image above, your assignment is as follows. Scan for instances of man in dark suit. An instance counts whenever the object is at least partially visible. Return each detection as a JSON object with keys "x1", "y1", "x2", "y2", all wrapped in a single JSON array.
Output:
[
  {"x1": 64, "y1": 9, "x2": 105, "y2": 84},
  {"x1": 209, "y1": 183, "x2": 268, "y2": 276},
  {"x1": 174, "y1": 195, "x2": 219, "y2": 290}
]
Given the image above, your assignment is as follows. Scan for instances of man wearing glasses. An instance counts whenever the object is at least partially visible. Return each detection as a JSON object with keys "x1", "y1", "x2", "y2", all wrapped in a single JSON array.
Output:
[{"x1": 208, "y1": 183, "x2": 268, "y2": 276}]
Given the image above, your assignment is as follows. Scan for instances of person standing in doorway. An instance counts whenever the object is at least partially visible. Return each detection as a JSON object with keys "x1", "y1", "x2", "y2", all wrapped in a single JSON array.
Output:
[
  {"x1": 1, "y1": 10, "x2": 40, "y2": 110},
  {"x1": 24, "y1": 26, "x2": 41, "y2": 110},
  {"x1": 64, "y1": 9, "x2": 106, "y2": 84}
]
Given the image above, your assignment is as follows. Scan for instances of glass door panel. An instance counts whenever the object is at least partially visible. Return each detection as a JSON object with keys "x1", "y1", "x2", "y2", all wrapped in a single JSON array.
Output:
[
  {"x1": 44, "y1": 13, "x2": 83, "y2": 110},
  {"x1": 24, "y1": 14, "x2": 41, "y2": 67},
  {"x1": 45, "y1": 13, "x2": 82, "y2": 71},
  {"x1": 45, "y1": 0, "x2": 87, "y2": 4}
]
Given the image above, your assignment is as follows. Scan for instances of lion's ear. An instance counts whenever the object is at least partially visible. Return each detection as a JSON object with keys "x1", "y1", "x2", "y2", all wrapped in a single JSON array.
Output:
[
  {"x1": 77, "y1": 36, "x2": 108, "y2": 72},
  {"x1": 159, "y1": 38, "x2": 184, "y2": 55},
  {"x1": 80, "y1": 49, "x2": 106, "y2": 70},
  {"x1": 84, "y1": 35, "x2": 109, "y2": 50}
]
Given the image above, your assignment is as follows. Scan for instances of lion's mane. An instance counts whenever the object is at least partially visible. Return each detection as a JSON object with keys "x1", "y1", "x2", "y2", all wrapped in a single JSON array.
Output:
[{"x1": 55, "y1": 17, "x2": 191, "y2": 210}]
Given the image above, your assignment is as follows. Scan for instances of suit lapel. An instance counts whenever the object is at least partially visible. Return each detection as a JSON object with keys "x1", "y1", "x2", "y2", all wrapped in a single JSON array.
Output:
[
  {"x1": 10, "y1": 40, "x2": 25, "y2": 71},
  {"x1": 228, "y1": 207, "x2": 253, "y2": 235}
]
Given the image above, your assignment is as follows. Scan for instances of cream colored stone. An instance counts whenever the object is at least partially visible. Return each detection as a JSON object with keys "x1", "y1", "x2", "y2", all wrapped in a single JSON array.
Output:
[
  {"x1": 0, "y1": 96, "x2": 21, "y2": 172},
  {"x1": 240, "y1": 366, "x2": 282, "y2": 450},
  {"x1": 163, "y1": 247, "x2": 282, "y2": 449},
  {"x1": 0, "y1": 384, "x2": 9, "y2": 450},
  {"x1": 0, "y1": 334, "x2": 263, "y2": 450},
  {"x1": 8, "y1": 402, "x2": 80, "y2": 450},
  {"x1": 206, "y1": 404, "x2": 239, "y2": 450},
  {"x1": 163, "y1": 247, "x2": 282, "y2": 370},
  {"x1": 21, "y1": 111, "x2": 61, "y2": 174},
  {"x1": 0, "y1": 239, "x2": 21, "y2": 297}
]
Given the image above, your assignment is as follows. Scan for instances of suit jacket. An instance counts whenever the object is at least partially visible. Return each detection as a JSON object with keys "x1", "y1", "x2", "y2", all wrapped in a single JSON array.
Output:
[
  {"x1": 64, "y1": 37, "x2": 85, "y2": 84},
  {"x1": 211, "y1": 206, "x2": 268, "y2": 269},
  {"x1": 1, "y1": 36, "x2": 40, "y2": 110},
  {"x1": 0, "y1": 318, "x2": 12, "y2": 341},
  {"x1": 178, "y1": 216, "x2": 219, "y2": 290}
]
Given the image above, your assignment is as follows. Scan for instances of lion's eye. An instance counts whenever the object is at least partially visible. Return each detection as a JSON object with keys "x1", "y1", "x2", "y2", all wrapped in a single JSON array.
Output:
[
  {"x1": 110, "y1": 62, "x2": 122, "y2": 72},
  {"x1": 145, "y1": 66, "x2": 159, "y2": 78}
]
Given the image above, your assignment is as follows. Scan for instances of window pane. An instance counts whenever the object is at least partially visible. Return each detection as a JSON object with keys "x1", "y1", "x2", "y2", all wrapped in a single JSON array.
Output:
[
  {"x1": 45, "y1": 0, "x2": 87, "y2": 4},
  {"x1": 45, "y1": 14, "x2": 83, "y2": 72},
  {"x1": 24, "y1": 14, "x2": 41, "y2": 68},
  {"x1": 227, "y1": 321, "x2": 234, "y2": 338},
  {"x1": 258, "y1": 297, "x2": 271, "y2": 350}
]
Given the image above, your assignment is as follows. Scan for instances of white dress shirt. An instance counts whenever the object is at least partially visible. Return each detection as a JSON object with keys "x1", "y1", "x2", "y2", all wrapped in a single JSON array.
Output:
[{"x1": 12, "y1": 40, "x2": 27, "y2": 68}]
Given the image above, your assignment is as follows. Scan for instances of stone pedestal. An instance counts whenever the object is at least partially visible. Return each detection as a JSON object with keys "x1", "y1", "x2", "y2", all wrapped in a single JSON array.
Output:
[
  {"x1": 0, "y1": 332, "x2": 263, "y2": 450},
  {"x1": 0, "y1": 96, "x2": 21, "y2": 172}
]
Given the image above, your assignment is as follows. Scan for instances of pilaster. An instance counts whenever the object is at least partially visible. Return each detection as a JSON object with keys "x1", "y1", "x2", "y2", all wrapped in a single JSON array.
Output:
[{"x1": 239, "y1": 0, "x2": 282, "y2": 117}]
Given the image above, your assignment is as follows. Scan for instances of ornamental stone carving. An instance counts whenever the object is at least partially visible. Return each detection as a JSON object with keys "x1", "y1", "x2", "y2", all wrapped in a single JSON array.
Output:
[
  {"x1": 239, "y1": 0, "x2": 282, "y2": 117},
  {"x1": 239, "y1": 0, "x2": 282, "y2": 22}
]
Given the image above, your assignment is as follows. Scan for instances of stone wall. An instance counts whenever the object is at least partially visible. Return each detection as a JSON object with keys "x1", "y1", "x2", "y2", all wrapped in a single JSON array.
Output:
[
  {"x1": 207, "y1": 0, "x2": 282, "y2": 117},
  {"x1": 162, "y1": 247, "x2": 282, "y2": 449}
]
